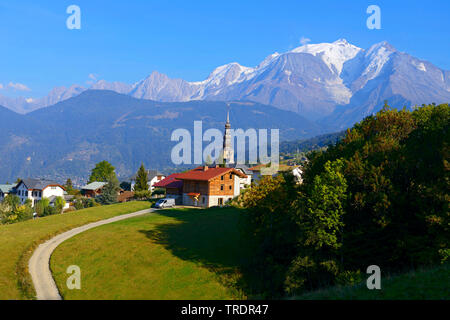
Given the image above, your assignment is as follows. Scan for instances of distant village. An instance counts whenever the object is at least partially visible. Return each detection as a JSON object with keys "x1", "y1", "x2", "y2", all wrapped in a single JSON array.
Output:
[{"x1": 0, "y1": 113, "x2": 304, "y2": 215}]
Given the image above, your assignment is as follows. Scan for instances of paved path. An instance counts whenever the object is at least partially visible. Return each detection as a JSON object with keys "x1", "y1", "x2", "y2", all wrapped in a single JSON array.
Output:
[{"x1": 28, "y1": 208, "x2": 154, "y2": 300}]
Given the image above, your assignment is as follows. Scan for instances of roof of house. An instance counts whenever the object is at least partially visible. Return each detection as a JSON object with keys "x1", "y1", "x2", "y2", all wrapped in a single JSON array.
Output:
[
  {"x1": 118, "y1": 191, "x2": 134, "y2": 202},
  {"x1": 153, "y1": 173, "x2": 184, "y2": 189},
  {"x1": 130, "y1": 170, "x2": 164, "y2": 181},
  {"x1": 176, "y1": 166, "x2": 247, "y2": 182},
  {"x1": 226, "y1": 164, "x2": 253, "y2": 175},
  {"x1": 19, "y1": 178, "x2": 64, "y2": 191},
  {"x1": 0, "y1": 184, "x2": 15, "y2": 193},
  {"x1": 81, "y1": 181, "x2": 107, "y2": 191},
  {"x1": 64, "y1": 195, "x2": 75, "y2": 201}
]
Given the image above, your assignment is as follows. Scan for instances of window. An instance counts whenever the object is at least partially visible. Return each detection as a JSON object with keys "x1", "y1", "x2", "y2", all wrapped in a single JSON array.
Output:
[
  {"x1": 221, "y1": 175, "x2": 224, "y2": 180},
  {"x1": 220, "y1": 185, "x2": 224, "y2": 191},
  {"x1": 230, "y1": 174, "x2": 233, "y2": 180},
  {"x1": 229, "y1": 185, "x2": 232, "y2": 190},
  {"x1": 218, "y1": 198, "x2": 224, "y2": 206},
  {"x1": 202, "y1": 197, "x2": 206, "y2": 204}
]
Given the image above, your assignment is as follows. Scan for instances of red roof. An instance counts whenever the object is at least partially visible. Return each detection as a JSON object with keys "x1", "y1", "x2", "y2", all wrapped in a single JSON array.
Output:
[
  {"x1": 175, "y1": 166, "x2": 247, "y2": 182},
  {"x1": 153, "y1": 173, "x2": 183, "y2": 189}
]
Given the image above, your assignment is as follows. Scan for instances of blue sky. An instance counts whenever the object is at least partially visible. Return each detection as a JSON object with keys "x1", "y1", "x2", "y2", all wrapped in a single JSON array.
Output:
[{"x1": 0, "y1": 0, "x2": 448, "y2": 98}]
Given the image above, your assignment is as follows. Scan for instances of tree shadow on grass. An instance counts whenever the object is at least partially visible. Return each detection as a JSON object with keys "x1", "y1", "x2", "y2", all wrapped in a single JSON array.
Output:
[{"x1": 139, "y1": 207, "x2": 258, "y2": 299}]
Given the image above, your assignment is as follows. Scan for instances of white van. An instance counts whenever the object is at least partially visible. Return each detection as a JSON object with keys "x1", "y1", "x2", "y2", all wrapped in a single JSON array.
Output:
[{"x1": 155, "y1": 198, "x2": 176, "y2": 209}]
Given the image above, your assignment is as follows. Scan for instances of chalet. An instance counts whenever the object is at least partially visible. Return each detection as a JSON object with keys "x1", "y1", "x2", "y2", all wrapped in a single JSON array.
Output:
[
  {"x1": 176, "y1": 166, "x2": 247, "y2": 208},
  {"x1": 130, "y1": 170, "x2": 165, "y2": 192},
  {"x1": 15, "y1": 179, "x2": 66, "y2": 207},
  {"x1": 81, "y1": 181, "x2": 107, "y2": 198},
  {"x1": 153, "y1": 173, "x2": 184, "y2": 204},
  {"x1": 118, "y1": 190, "x2": 135, "y2": 203},
  {"x1": 0, "y1": 184, "x2": 15, "y2": 201}
]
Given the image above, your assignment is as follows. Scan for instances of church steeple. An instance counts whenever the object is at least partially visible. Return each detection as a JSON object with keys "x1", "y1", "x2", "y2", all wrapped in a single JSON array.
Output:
[{"x1": 223, "y1": 107, "x2": 234, "y2": 164}]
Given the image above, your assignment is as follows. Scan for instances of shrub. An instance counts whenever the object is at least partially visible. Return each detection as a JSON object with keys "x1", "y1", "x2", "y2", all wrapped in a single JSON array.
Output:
[{"x1": 134, "y1": 190, "x2": 153, "y2": 200}]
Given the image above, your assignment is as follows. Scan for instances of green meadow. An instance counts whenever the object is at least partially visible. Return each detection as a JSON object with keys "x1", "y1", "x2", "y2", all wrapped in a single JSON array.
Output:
[
  {"x1": 1, "y1": 202, "x2": 447, "y2": 300},
  {"x1": 0, "y1": 201, "x2": 151, "y2": 300},
  {"x1": 51, "y1": 207, "x2": 252, "y2": 300}
]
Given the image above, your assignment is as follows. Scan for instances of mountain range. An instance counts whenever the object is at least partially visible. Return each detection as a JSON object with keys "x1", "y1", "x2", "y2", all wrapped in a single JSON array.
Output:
[
  {"x1": 0, "y1": 90, "x2": 321, "y2": 184},
  {"x1": 2, "y1": 39, "x2": 449, "y2": 128}
]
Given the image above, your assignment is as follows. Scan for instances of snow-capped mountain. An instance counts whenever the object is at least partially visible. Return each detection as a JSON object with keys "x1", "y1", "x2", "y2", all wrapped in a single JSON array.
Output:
[
  {"x1": 2, "y1": 39, "x2": 449, "y2": 128},
  {"x1": 0, "y1": 85, "x2": 86, "y2": 114}
]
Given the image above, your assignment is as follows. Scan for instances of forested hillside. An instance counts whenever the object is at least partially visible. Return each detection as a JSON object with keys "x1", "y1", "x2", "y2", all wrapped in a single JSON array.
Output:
[{"x1": 236, "y1": 103, "x2": 449, "y2": 297}]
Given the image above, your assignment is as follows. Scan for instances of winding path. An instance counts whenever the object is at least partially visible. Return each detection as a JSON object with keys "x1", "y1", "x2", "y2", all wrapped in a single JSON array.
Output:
[{"x1": 28, "y1": 208, "x2": 154, "y2": 300}]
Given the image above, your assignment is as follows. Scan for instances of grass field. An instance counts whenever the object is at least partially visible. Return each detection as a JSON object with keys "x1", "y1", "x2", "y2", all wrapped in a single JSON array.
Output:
[
  {"x1": 297, "y1": 263, "x2": 450, "y2": 300},
  {"x1": 0, "y1": 201, "x2": 151, "y2": 300},
  {"x1": 51, "y1": 207, "x2": 252, "y2": 300}
]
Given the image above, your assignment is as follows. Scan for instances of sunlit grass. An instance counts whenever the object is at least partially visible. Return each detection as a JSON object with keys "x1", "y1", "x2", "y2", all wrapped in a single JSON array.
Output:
[
  {"x1": 51, "y1": 207, "x2": 250, "y2": 300},
  {"x1": 0, "y1": 201, "x2": 151, "y2": 300}
]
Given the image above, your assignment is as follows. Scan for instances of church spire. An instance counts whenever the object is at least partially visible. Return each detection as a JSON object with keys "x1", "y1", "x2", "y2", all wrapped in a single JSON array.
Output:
[{"x1": 223, "y1": 107, "x2": 234, "y2": 164}]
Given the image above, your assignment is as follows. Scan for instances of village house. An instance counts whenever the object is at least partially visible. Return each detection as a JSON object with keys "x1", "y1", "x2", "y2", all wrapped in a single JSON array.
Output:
[
  {"x1": 130, "y1": 170, "x2": 165, "y2": 192},
  {"x1": 153, "y1": 173, "x2": 184, "y2": 204},
  {"x1": 0, "y1": 184, "x2": 15, "y2": 201},
  {"x1": 118, "y1": 190, "x2": 135, "y2": 203},
  {"x1": 176, "y1": 166, "x2": 247, "y2": 208},
  {"x1": 15, "y1": 179, "x2": 66, "y2": 208},
  {"x1": 81, "y1": 181, "x2": 107, "y2": 198}
]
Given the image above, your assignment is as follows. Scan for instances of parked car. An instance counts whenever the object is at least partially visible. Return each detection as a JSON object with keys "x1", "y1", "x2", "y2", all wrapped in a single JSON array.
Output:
[{"x1": 155, "y1": 198, "x2": 176, "y2": 209}]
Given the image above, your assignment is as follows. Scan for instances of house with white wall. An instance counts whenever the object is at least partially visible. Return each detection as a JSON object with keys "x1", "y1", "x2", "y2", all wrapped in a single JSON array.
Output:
[
  {"x1": 15, "y1": 179, "x2": 66, "y2": 208},
  {"x1": 130, "y1": 170, "x2": 165, "y2": 192},
  {"x1": 176, "y1": 166, "x2": 247, "y2": 208}
]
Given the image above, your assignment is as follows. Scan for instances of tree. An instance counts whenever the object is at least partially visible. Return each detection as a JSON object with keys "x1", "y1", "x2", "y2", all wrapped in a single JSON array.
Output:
[
  {"x1": 35, "y1": 198, "x2": 50, "y2": 217},
  {"x1": 89, "y1": 161, "x2": 116, "y2": 183},
  {"x1": 238, "y1": 173, "x2": 300, "y2": 297},
  {"x1": 64, "y1": 179, "x2": 79, "y2": 195},
  {"x1": 65, "y1": 178, "x2": 73, "y2": 191},
  {"x1": 303, "y1": 159, "x2": 347, "y2": 251},
  {"x1": 98, "y1": 173, "x2": 120, "y2": 205},
  {"x1": 284, "y1": 159, "x2": 348, "y2": 294},
  {"x1": 54, "y1": 196, "x2": 66, "y2": 213},
  {"x1": 134, "y1": 163, "x2": 149, "y2": 191},
  {"x1": 3, "y1": 195, "x2": 20, "y2": 211}
]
